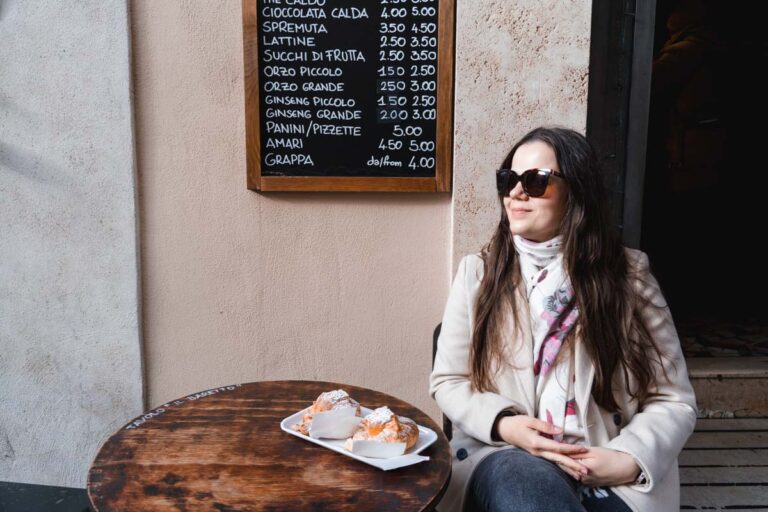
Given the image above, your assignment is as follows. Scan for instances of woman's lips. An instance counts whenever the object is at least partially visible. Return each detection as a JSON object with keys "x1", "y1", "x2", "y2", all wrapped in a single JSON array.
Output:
[{"x1": 510, "y1": 208, "x2": 531, "y2": 214}]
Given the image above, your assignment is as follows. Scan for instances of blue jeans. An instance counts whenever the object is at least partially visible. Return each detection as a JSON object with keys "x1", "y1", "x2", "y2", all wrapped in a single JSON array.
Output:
[{"x1": 465, "y1": 447, "x2": 633, "y2": 512}]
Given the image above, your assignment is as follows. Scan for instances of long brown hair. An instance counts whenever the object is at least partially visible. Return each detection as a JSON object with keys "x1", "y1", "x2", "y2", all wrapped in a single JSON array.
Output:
[{"x1": 470, "y1": 126, "x2": 675, "y2": 413}]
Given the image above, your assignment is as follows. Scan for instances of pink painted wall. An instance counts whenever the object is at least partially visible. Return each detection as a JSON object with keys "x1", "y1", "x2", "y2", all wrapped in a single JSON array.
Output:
[
  {"x1": 131, "y1": 1, "x2": 451, "y2": 421},
  {"x1": 130, "y1": 0, "x2": 590, "y2": 424}
]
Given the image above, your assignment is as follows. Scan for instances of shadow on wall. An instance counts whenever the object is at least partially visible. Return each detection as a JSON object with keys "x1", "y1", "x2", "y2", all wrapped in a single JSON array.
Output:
[
  {"x1": 0, "y1": 141, "x2": 76, "y2": 187},
  {"x1": 0, "y1": 94, "x2": 75, "y2": 187}
]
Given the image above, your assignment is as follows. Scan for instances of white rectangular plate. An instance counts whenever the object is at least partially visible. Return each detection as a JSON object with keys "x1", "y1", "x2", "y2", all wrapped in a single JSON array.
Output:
[{"x1": 280, "y1": 406, "x2": 437, "y2": 471}]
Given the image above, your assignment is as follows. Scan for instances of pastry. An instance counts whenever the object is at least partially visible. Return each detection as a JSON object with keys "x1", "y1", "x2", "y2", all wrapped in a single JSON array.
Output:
[
  {"x1": 344, "y1": 406, "x2": 419, "y2": 451},
  {"x1": 291, "y1": 389, "x2": 361, "y2": 435}
]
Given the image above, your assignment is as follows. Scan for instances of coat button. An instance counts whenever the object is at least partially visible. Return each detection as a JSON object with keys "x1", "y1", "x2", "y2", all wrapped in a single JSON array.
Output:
[
  {"x1": 613, "y1": 413, "x2": 622, "y2": 426},
  {"x1": 457, "y1": 448, "x2": 468, "y2": 461}
]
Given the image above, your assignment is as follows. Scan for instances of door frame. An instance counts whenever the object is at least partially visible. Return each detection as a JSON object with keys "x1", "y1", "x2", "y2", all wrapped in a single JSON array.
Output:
[{"x1": 586, "y1": 0, "x2": 657, "y2": 248}]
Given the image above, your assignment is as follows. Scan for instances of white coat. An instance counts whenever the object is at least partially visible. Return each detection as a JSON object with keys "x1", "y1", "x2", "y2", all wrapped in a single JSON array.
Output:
[{"x1": 429, "y1": 248, "x2": 698, "y2": 512}]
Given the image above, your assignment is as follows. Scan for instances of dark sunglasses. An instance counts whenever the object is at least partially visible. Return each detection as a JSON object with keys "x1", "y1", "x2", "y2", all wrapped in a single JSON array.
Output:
[{"x1": 496, "y1": 168, "x2": 564, "y2": 197}]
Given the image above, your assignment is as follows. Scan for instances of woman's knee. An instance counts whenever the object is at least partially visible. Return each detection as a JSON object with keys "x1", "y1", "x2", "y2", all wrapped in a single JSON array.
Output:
[
  {"x1": 473, "y1": 448, "x2": 572, "y2": 488},
  {"x1": 468, "y1": 448, "x2": 583, "y2": 512}
]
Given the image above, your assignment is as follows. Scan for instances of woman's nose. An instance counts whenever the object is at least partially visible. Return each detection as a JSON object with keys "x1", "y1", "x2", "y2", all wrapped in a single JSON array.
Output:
[{"x1": 509, "y1": 180, "x2": 527, "y2": 199}]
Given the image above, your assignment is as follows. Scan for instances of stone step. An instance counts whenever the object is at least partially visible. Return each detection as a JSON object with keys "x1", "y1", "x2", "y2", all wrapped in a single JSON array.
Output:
[
  {"x1": 680, "y1": 417, "x2": 768, "y2": 510},
  {"x1": 687, "y1": 357, "x2": 768, "y2": 417}
]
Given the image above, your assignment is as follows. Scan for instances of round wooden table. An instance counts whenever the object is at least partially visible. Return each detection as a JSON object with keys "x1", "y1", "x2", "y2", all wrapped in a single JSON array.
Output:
[{"x1": 87, "y1": 381, "x2": 451, "y2": 511}]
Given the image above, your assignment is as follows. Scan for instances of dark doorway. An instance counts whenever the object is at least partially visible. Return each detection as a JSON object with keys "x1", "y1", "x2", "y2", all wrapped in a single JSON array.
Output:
[{"x1": 643, "y1": 0, "x2": 767, "y2": 356}]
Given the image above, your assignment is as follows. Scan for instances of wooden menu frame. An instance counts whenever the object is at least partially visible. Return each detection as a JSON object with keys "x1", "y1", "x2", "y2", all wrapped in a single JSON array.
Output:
[{"x1": 242, "y1": 0, "x2": 455, "y2": 192}]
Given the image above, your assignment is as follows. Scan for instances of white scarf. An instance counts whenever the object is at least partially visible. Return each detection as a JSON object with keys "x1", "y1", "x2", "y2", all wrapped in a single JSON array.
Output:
[{"x1": 513, "y1": 234, "x2": 583, "y2": 445}]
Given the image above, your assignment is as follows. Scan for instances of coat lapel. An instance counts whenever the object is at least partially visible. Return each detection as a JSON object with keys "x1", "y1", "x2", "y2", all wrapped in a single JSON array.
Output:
[
  {"x1": 574, "y1": 328, "x2": 596, "y2": 423},
  {"x1": 508, "y1": 286, "x2": 536, "y2": 415}
]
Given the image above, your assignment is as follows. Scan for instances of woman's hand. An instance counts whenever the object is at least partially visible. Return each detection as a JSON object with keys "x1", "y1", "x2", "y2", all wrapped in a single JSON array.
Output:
[
  {"x1": 496, "y1": 415, "x2": 591, "y2": 479},
  {"x1": 569, "y1": 447, "x2": 641, "y2": 486}
]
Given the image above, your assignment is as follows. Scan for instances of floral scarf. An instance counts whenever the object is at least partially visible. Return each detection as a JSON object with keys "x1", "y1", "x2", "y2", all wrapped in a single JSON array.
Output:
[{"x1": 512, "y1": 234, "x2": 583, "y2": 445}]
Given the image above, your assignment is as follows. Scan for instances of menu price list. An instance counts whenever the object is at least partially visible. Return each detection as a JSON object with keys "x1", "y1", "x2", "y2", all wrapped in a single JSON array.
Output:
[{"x1": 258, "y1": 0, "x2": 440, "y2": 177}]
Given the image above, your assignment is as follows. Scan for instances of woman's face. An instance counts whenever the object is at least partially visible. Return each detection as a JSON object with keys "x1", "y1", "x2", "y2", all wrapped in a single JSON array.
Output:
[{"x1": 503, "y1": 141, "x2": 569, "y2": 242}]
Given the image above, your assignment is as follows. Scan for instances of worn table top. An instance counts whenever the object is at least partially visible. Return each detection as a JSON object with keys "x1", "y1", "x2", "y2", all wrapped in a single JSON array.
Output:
[{"x1": 87, "y1": 380, "x2": 451, "y2": 511}]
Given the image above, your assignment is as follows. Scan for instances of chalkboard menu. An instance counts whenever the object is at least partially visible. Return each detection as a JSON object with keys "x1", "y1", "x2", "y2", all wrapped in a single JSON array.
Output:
[{"x1": 243, "y1": 0, "x2": 455, "y2": 192}]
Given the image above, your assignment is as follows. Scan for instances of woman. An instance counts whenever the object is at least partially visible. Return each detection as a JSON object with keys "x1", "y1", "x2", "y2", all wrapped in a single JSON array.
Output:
[{"x1": 429, "y1": 126, "x2": 698, "y2": 512}]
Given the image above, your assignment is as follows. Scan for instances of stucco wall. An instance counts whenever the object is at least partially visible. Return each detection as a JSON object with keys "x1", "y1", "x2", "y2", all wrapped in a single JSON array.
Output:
[
  {"x1": 130, "y1": 1, "x2": 451, "y2": 421},
  {"x1": 0, "y1": 1, "x2": 142, "y2": 487},
  {"x1": 452, "y1": 0, "x2": 591, "y2": 265}
]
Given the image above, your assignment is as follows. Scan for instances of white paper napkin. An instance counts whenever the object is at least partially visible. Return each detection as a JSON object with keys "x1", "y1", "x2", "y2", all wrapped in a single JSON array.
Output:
[
  {"x1": 374, "y1": 453, "x2": 431, "y2": 471},
  {"x1": 346, "y1": 439, "x2": 406, "y2": 458},
  {"x1": 308, "y1": 407, "x2": 362, "y2": 439}
]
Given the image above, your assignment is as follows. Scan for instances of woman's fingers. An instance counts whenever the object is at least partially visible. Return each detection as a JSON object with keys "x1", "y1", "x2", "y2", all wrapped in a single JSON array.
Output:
[
  {"x1": 528, "y1": 419, "x2": 589, "y2": 453},
  {"x1": 557, "y1": 462, "x2": 582, "y2": 481},
  {"x1": 539, "y1": 450, "x2": 589, "y2": 476},
  {"x1": 532, "y1": 418, "x2": 563, "y2": 437},
  {"x1": 533, "y1": 436, "x2": 590, "y2": 455}
]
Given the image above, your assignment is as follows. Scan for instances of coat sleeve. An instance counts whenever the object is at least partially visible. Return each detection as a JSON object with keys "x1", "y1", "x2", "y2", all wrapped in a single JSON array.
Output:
[
  {"x1": 428, "y1": 254, "x2": 527, "y2": 446},
  {"x1": 604, "y1": 250, "x2": 698, "y2": 493}
]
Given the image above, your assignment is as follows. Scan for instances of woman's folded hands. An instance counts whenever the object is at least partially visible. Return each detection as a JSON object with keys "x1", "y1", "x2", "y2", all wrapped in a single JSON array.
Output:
[{"x1": 495, "y1": 414, "x2": 640, "y2": 485}]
